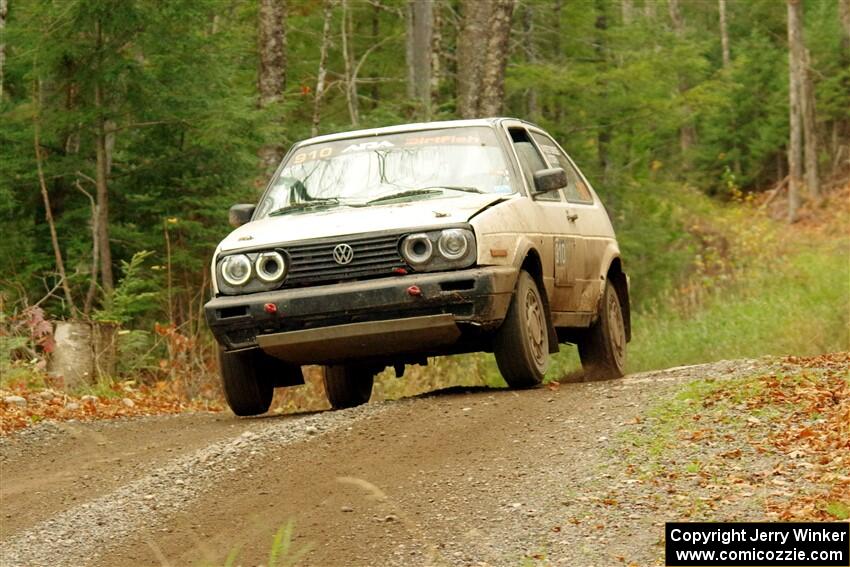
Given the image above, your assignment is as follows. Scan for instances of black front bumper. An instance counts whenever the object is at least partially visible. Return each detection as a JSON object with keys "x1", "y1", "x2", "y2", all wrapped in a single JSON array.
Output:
[{"x1": 204, "y1": 266, "x2": 517, "y2": 354}]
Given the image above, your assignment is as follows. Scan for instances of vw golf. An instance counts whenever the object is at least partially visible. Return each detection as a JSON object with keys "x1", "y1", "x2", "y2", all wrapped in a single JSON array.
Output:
[{"x1": 205, "y1": 118, "x2": 631, "y2": 416}]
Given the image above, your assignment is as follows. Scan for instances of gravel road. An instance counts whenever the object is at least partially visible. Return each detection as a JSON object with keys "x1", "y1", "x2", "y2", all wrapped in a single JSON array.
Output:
[{"x1": 0, "y1": 358, "x2": 784, "y2": 566}]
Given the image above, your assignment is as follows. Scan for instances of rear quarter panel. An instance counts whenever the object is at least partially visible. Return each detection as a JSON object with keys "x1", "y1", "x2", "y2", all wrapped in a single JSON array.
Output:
[{"x1": 575, "y1": 193, "x2": 621, "y2": 312}]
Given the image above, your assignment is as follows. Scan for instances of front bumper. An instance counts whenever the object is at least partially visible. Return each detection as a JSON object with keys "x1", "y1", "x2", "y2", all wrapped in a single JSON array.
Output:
[{"x1": 204, "y1": 266, "x2": 518, "y2": 364}]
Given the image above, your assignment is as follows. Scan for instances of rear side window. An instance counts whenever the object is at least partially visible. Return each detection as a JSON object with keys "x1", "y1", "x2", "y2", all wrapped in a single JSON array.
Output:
[
  {"x1": 530, "y1": 132, "x2": 594, "y2": 204},
  {"x1": 509, "y1": 128, "x2": 561, "y2": 201}
]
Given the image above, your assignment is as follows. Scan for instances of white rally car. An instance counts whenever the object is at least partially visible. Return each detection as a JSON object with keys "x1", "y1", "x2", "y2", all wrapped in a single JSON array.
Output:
[{"x1": 205, "y1": 118, "x2": 630, "y2": 416}]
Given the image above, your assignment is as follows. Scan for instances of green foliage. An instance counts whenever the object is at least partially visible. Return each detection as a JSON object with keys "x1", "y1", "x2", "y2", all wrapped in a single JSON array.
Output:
[
  {"x1": 115, "y1": 329, "x2": 160, "y2": 376},
  {"x1": 211, "y1": 520, "x2": 312, "y2": 567},
  {"x1": 93, "y1": 251, "x2": 158, "y2": 324},
  {"x1": 824, "y1": 501, "x2": 850, "y2": 521},
  {"x1": 0, "y1": 305, "x2": 54, "y2": 389},
  {"x1": 628, "y1": 242, "x2": 850, "y2": 372},
  {"x1": 1, "y1": 0, "x2": 262, "y2": 322},
  {"x1": 268, "y1": 520, "x2": 312, "y2": 567},
  {"x1": 0, "y1": 334, "x2": 39, "y2": 389}
]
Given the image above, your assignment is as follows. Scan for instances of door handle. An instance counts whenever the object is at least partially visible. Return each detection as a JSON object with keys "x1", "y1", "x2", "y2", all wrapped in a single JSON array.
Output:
[{"x1": 566, "y1": 212, "x2": 579, "y2": 222}]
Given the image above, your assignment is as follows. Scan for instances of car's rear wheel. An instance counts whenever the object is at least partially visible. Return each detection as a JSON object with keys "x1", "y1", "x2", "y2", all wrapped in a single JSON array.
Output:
[
  {"x1": 323, "y1": 365, "x2": 375, "y2": 409},
  {"x1": 494, "y1": 270, "x2": 549, "y2": 388},
  {"x1": 577, "y1": 280, "x2": 627, "y2": 380},
  {"x1": 218, "y1": 347, "x2": 277, "y2": 416}
]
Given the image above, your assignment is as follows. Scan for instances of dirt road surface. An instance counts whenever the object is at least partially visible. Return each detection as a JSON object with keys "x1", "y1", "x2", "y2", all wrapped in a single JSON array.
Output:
[{"x1": 0, "y1": 359, "x2": 782, "y2": 567}]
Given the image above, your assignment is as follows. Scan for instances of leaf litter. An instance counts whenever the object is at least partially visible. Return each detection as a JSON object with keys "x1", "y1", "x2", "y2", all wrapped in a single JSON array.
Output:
[{"x1": 1, "y1": 380, "x2": 222, "y2": 435}]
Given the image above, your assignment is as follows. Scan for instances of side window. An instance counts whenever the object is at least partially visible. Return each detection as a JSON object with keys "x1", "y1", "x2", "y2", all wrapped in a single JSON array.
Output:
[
  {"x1": 509, "y1": 128, "x2": 561, "y2": 201},
  {"x1": 530, "y1": 132, "x2": 594, "y2": 204}
]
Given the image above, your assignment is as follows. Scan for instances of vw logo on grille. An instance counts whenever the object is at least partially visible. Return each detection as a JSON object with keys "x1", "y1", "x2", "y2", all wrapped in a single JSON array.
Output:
[{"x1": 332, "y1": 243, "x2": 354, "y2": 265}]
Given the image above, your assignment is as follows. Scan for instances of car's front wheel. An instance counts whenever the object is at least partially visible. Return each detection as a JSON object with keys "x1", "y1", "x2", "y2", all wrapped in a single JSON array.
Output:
[
  {"x1": 577, "y1": 280, "x2": 627, "y2": 379},
  {"x1": 494, "y1": 270, "x2": 550, "y2": 388},
  {"x1": 218, "y1": 347, "x2": 276, "y2": 416},
  {"x1": 323, "y1": 364, "x2": 375, "y2": 409}
]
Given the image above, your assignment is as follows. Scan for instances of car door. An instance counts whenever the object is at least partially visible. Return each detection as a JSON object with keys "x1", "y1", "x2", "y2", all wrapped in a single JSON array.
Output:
[
  {"x1": 530, "y1": 130, "x2": 608, "y2": 313},
  {"x1": 501, "y1": 124, "x2": 582, "y2": 313}
]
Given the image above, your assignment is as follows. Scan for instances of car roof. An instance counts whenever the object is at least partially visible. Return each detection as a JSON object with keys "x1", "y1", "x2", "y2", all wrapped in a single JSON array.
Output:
[{"x1": 301, "y1": 117, "x2": 539, "y2": 145}]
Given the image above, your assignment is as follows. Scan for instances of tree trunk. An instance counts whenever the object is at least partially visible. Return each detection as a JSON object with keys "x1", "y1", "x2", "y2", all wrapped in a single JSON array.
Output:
[
  {"x1": 718, "y1": 0, "x2": 730, "y2": 68},
  {"x1": 456, "y1": 0, "x2": 488, "y2": 118},
  {"x1": 34, "y1": 79, "x2": 75, "y2": 313},
  {"x1": 370, "y1": 0, "x2": 380, "y2": 107},
  {"x1": 92, "y1": 20, "x2": 114, "y2": 293},
  {"x1": 48, "y1": 320, "x2": 117, "y2": 389},
  {"x1": 431, "y1": 0, "x2": 443, "y2": 104},
  {"x1": 622, "y1": 0, "x2": 634, "y2": 25},
  {"x1": 717, "y1": 0, "x2": 741, "y2": 172},
  {"x1": 669, "y1": 0, "x2": 684, "y2": 41},
  {"x1": 94, "y1": 107, "x2": 113, "y2": 294},
  {"x1": 801, "y1": 47, "x2": 819, "y2": 198},
  {"x1": 838, "y1": 0, "x2": 850, "y2": 175},
  {"x1": 406, "y1": 0, "x2": 433, "y2": 118},
  {"x1": 787, "y1": 0, "x2": 804, "y2": 223},
  {"x1": 478, "y1": 0, "x2": 515, "y2": 117},
  {"x1": 0, "y1": 0, "x2": 7, "y2": 100},
  {"x1": 49, "y1": 321, "x2": 93, "y2": 388},
  {"x1": 523, "y1": 3, "x2": 538, "y2": 119},
  {"x1": 258, "y1": 0, "x2": 287, "y2": 169},
  {"x1": 457, "y1": 0, "x2": 515, "y2": 118},
  {"x1": 63, "y1": 62, "x2": 81, "y2": 156},
  {"x1": 644, "y1": 0, "x2": 657, "y2": 21},
  {"x1": 553, "y1": 0, "x2": 564, "y2": 122},
  {"x1": 76, "y1": 181, "x2": 100, "y2": 317},
  {"x1": 595, "y1": 0, "x2": 611, "y2": 179},
  {"x1": 413, "y1": 0, "x2": 433, "y2": 119},
  {"x1": 341, "y1": 0, "x2": 359, "y2": 126},
  {"x1": 668, "y1": 0, "x2": 697, "y2": 161},
  {"x1": 94, "y1": 100, "x2": 114, "y2": 292},
  {"x1": 311, "y1": 0, "x2": 334, "y2": 137},
  {"x1": 405, "y1": 0, "x2": 415, "y2": 100},
  {"x1": 553, "y1": 0, "x2": 563, "y2": 58},
  {"x1": 258, "y1": 0, "x2": 286, "y2": 107}
]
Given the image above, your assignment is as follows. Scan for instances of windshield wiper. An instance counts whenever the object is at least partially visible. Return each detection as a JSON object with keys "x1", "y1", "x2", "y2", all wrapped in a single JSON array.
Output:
[
  {"x1": 366, "y1": 189, "x2": 443, "y2": 205},
  {"x1": 268, "y1": 198, "x2": 341, "y2": 217},
  {"x1": 420, "y1": 185, "x2": 484, "y2": 194},
  {"x1": 366, "y1": 186, "x2": 485, "y2": 205}
]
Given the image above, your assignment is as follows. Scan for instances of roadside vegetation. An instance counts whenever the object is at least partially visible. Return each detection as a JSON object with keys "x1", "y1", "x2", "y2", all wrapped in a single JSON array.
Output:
[
  {"x1": 630, "y1": 242, "x2": 849, "y2": 372},
  {"x1": 213, "y1": 520, "x2": 312, "y2": 567},
  {"x1": 614, "y1": 352, "x2": 850, "y2": 522},
  {"x1": 625, "y1": 183, "x2": 849, "y2": 373}
]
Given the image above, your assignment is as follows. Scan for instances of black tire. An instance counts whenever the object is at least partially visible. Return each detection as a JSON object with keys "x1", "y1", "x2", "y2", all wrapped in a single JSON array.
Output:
[
  {"x1": 218, "y1": 347, "x2": 275, "y2": 416},
  {"x1": 494, "y1": 270, "x2": 550, "y2": 388},
  {"x1": 323, "y1": 365, "x2": 374, "y2": 409},
  {"x1": 578, "y1": 280, "x2": 627, "y2": 380}
]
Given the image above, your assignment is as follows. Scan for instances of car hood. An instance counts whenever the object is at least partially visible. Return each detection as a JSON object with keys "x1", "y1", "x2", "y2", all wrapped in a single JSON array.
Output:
[{"x1": 217, "y1": 193, "x2": 508, "y2": 253}]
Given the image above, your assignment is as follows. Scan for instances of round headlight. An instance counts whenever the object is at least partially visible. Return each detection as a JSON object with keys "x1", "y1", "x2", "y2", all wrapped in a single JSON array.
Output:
[
  {"x1": 401, "y1": 233, "x2": 433, "y2": 265},
  {"x1": 438, "y1": 229, "x2": 469, "y2": 260},
  {"x1": 255, "y1": 251, "x2": 286, "y2": 283},
  {"x1": 221, "y1": 254, "x2": 252, "y2": 286}
]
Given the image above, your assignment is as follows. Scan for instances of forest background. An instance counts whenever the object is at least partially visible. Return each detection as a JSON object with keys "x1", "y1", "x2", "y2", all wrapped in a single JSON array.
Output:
[{"x1": 0, "y1": 0, "x2": 848, "y2": 408}]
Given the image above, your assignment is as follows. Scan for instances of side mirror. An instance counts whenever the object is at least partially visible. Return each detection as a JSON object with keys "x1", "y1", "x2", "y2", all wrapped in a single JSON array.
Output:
[
  {"x1": 228, "y1": 204, "x2": 256, "y2": 228},
  {"x1": 532, "y1": 168, "x2": 567, "y2": 194}
]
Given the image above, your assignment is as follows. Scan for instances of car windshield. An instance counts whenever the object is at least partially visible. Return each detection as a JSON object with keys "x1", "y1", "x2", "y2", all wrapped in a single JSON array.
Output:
[{"x1": 255, "y1": 126, "x2": 513, "y2": 218}]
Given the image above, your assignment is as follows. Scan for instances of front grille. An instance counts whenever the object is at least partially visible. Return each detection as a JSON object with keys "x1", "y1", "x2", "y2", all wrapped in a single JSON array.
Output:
[{"x1": 284, "y1": 233, "x2": 406, "y2": 287}]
